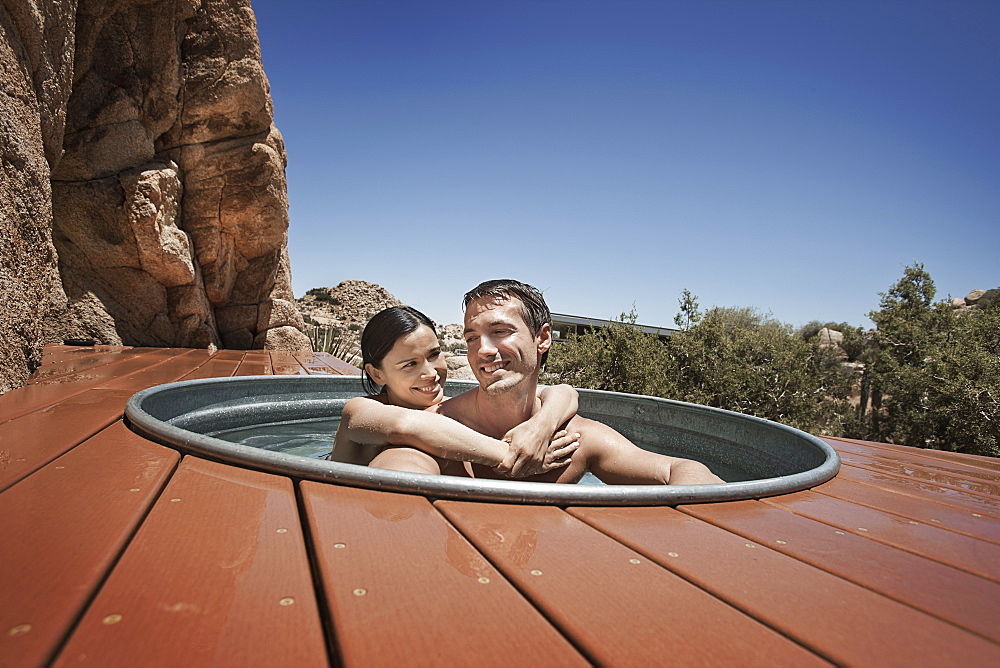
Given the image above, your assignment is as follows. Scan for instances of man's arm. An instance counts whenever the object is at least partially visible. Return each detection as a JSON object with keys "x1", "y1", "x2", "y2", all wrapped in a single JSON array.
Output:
[
  {"x1": 332, "y1": 396, "x2": 578, "y2": 474},
  {"x1": 332, "y1": 396, "x2": 509, "y2": 467},
  {"x1": 575, "y1": 417, "x2": 723, "y2": 485},
  {"x1": 501, "y1": 384, "x2": 580, "y2": 477}
]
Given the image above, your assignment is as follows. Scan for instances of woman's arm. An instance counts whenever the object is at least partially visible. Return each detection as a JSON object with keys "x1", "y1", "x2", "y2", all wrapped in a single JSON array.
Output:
[
  {"x1": 501, "y1": 384, "x2": 580, "y2": 477},
  {"x1": 330, "y1": 396, "x2": 510, "y2": 468}
]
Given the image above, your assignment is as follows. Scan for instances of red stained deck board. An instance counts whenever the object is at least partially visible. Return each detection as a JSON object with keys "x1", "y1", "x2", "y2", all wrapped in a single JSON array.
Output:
[
  {"x1": 233, "y1": 350, "x2": 273, "y2": 376},
  {"x1": 0, "y1": 422, "x2": 179, "y2": 667},
  {"x1": 830, "y1": 437, "x2": 1000, "y2": 483},
  {"x1": 291, "y1": 352, "x2": 360, "y2": 376},
  {"x1": 53, "y1": 457, "x2": 327, "y2": 667},
  {"x1": 300, "y1": 482, "x2": 585, "y2": 667},
  {"x1": 311, "y1": 352, "x2": 361, "y2": 375},
  {"x1": 26, "y1": 347, "x2": 149, "y2": 383},
  {"x1": 814, "y1": 475, "x2": 1000, "y2": 544},
  {"x1": 763, "y1": 489, "x2": 1000, "y2": 582},
  {"x1": 569, "y1": 505, "x2": 1000, "y2": 665},
  {"x1": 827, "y1": 436, "x2": 1000, "y2": 473},
  {"x1": 0, "y1": 389, "x2": 135, "y2": 492},
  {"x1": 0, "y1": 349, "x2": 177, "y2": 425},
  {"x1": 94, "y1": 349, "x2": 214, "y2": 391},
  {"x1": 677, "y1": 498, "x2": 1000, "y2": 643},
  {"x1": 176, "y1": 356, "x2": 243, "y2": 380},
  {"x1": 438, "y1": 500, "x2": 824, "y2": 667},
  {"x1": 268, "y1": 351, "x2": 311, "y2": 375},
  {"x1": 838, "y1": 449, "x2": 1000, "y2": 498},
  {"x1": 837, "y1": 461, "x2": 1000, "y2": 519}
]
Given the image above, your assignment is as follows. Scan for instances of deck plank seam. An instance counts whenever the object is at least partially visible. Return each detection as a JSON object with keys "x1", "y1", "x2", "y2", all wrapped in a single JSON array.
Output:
[
  {"x1": 835, "y1": 466, "x2": 1000, "y2": 523},
  {"x1": 0, "y1": 391, "x2": 135, "y2": 494},
  {"x1": 758, "y1": 495, "x2": 1000, "y2": 585},
  {"x1": 293, "y1": 479, "x2": 344, "y2": 667},
  {"x1": 26, "y1": 354, "x2": 130, "y2": 386},
  {"x1": 839, "y1": 460, "x2": 1000, "y2": 511},
  {"x1": 431, "y1": 500, "x2": 602, "y2": 666},
  {"x1": 566, "y1": 504, "x2": 836, "y2": 664},
  {"x1": 2, "y1": 353, "x2": 160, "y2": 426},
  {"x1": 39, "y1": 428, "x2": 184, "y2": 666},
  {"x1": 825, "y1": 437, "x2": 1000, "y2": 473},
  {"x1": 810, "y1": 482, "x2": 1000, "y2": 546},
  {"x1": 829, "y1": 439, "x2": 1000, "y2": 483},
  {"x1": 672, "y1": 499, "x2": 1000, "y2": 646}
]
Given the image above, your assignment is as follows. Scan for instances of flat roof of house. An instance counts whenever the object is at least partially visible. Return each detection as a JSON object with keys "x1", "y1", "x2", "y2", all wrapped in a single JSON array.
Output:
[{"x1": 550, "y1": 312, "x2": 679, "y2": 337}]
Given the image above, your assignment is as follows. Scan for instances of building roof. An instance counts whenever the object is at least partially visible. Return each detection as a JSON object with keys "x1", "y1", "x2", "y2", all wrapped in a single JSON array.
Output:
[{"x1": 550, "y1": 312, "x2": 679, "y2": 338}]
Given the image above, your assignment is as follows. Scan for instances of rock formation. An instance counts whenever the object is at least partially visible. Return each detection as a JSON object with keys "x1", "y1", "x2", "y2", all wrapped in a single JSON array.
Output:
[
  {"x1": 298, "y1": 280, "x2": 405, "y2": 332},
  {"x1": 1, "y1": 0, "x2": 308, "y2": 393},
  {"x1": 297, "y1": 280, "x2": 475, "y2": 380},
  {"x1": 950, "y1": 288, "x2": 999, "y2": 315}
]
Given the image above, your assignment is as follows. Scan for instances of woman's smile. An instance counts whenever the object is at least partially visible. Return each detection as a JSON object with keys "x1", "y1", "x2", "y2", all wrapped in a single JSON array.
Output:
[{"x1": 368, "y1": 324, "x2": 448, "y2": 409}]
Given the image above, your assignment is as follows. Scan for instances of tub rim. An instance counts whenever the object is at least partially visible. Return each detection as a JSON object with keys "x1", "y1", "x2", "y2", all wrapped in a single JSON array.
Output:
[{"x1": 125, "y1": 375, "x2": 840, "y2": 506}]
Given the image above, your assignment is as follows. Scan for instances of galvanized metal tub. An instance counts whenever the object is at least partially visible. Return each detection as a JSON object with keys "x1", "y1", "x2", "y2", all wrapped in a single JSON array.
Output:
[{"x1": 125, "y1": 375, "x2": 839, "y2": 505}]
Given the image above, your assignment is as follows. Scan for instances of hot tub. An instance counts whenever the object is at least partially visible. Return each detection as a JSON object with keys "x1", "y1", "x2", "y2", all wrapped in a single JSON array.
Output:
[{"x1": 125, "y1": 375, "x2": 839, "y2": 505}]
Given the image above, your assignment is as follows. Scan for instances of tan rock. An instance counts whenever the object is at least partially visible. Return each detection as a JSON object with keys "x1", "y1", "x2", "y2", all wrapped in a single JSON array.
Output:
[
  {"x1": 2, "y1": 0, "x2": 309, "y2": 393},
  {"x1": 965, "y1": 289, "x2": 986, "y2": 305},
  {"x1": 216, "y1": 305, "x2": 259, "y2": 335},
  {"x1": 0, "y1": 0, "x2": 66, "y2": 391},
  {"x1": 122, "y1": 162, "x2": 195, "y2": 287},
  {"x1": 443, "y1": 352, "x2": 476, "y2": 382},
  {"x1": 255, "y1": 325, "x2": 312, "y2": 352},
  {"x1": 258, "y1": 298, "x2": 305, "y2": 332},
  {"x1": 223, "y1": 328, "x2": 255, "y2": 350},
  {"x1": 817, "y1": 327, "x2": 844, "y2": 347}
]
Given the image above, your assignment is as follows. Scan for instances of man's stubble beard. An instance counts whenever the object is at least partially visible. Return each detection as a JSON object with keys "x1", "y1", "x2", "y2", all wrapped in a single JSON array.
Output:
[{"x1": 478, "y1": 366, "x2": 539, "y2": 398}]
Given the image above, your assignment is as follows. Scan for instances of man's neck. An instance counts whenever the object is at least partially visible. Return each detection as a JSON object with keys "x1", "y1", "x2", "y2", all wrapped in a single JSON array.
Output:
[{"x1": 473, "y1": 381, "x2": 539, "y2": 439}]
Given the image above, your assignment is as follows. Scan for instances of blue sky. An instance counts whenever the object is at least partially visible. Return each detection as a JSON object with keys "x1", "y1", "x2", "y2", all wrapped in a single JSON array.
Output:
[{"x1": 252, "y1": 0, "x2": 998, "y2": 330}]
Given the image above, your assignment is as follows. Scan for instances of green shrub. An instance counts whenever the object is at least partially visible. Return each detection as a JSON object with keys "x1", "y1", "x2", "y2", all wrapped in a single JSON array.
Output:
[{"x1": 860, "y1": 264, "x2": 999, "y2": 456}]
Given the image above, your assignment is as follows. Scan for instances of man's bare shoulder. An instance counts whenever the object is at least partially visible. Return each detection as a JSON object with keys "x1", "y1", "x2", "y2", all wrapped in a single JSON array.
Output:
[
  {"x1": 566, "y1": 415, "x2": 632, "y2": 445},
  {"x1": 433, "y1": 387, "x2": 477, "y2": 420}
]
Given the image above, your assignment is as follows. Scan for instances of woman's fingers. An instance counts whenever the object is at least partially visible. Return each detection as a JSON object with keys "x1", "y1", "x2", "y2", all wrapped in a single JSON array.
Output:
[{"x1": 542, "y1": 433, "x2": 580, "y2": 470}]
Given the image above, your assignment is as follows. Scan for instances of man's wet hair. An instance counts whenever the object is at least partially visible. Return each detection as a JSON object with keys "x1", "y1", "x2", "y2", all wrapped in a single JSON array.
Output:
[
  {"x1": 463, "y1": 279, "x2": 551, "y2": 367},
  {"x1": 360, "y1": 305, "x2": 437, "y2": 394}
]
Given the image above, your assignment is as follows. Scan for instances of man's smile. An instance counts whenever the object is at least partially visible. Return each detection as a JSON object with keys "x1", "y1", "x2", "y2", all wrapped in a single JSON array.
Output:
[{"x1": 481, "y1": 360, "x2": 509, "y2": 374}]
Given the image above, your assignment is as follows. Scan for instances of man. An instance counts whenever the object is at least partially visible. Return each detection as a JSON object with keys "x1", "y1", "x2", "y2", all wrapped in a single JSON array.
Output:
[{"x1": 434, "y1": 279, "x2": 722, "y2": 485}]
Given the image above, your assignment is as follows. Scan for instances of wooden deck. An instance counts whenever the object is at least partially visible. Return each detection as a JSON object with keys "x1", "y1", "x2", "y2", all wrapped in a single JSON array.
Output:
[{"x1": 2, "y1": 345, "x2": 999, "y2": 666}]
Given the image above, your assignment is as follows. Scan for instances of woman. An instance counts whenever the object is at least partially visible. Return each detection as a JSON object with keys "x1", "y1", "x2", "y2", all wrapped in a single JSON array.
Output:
[{"x1": 329, "y1": 306, "x2": 580, "y2": 477}]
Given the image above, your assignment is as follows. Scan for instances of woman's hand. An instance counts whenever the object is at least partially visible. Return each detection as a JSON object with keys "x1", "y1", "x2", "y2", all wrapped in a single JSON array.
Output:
[{"x1": 495, "y1": 429, "x2": 580, "y2": 478}]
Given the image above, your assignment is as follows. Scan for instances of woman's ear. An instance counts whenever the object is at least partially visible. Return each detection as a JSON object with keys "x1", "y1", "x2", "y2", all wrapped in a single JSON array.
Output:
[{"x1": 365, "y1": 363, "x2": 385, "y2": 386}]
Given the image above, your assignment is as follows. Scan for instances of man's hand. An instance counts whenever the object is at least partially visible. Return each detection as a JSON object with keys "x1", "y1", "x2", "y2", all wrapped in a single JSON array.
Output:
[{"x1": 495, "y1": 425, "x2": 580, "y2": 477}]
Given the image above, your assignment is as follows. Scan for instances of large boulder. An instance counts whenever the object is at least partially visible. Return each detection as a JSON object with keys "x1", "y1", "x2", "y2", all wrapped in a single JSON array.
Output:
[
  {"x1": 0, "y1": 0, "x2": 76, "y2": 392},
  {"x1": 1, "y1": 0, "x2": 309, "y2": 392}
]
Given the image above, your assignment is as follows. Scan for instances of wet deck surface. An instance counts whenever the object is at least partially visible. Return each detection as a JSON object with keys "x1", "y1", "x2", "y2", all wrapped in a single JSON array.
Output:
[{"x1": 2, "y1": 345, "x2": 999, "y2": 666}]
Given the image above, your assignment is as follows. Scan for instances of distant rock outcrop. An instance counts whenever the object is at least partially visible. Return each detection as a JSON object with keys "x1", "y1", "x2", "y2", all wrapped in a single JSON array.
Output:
[
  {"x1": 297, "y1": 280, "x2": 405, "y2": 331},
  {"x1": 1, "y1": 0, "x2": 308, "y2": 393},
  {"x1": 297, "y1": 281, "x2": 475, "y2": 379},
  {"x1": 951, "y1": 288, "x2": 999, "y2": 315}
]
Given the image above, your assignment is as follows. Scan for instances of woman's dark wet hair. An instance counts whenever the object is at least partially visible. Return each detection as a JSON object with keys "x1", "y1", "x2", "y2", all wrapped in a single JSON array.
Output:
[{"x1": 360, "y1": 306, "x2": 438, "y2": 394}]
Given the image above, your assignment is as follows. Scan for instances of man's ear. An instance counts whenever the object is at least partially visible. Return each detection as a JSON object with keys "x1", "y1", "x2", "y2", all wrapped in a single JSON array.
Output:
[
  {"x1": 365, "y1": 363, "x2": 385, "y2": 385},
  {"x1": 536, "y1": 323, "x2": 552, "y2": 353}
]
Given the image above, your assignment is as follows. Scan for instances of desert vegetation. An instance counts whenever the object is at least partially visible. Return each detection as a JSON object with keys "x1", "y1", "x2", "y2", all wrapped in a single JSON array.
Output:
[{"x1": 545, "y1": 265, "x2": 999, "y2": 457}]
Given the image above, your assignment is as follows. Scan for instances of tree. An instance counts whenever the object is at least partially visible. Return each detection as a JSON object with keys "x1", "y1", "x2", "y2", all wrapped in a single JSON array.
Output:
[
  {"x1": 663, "y1": 306, "x2": 854, "y2": 432},
  {"x1": 673, "y1": 289, "x2": 702, "y2": 330},
  {"x1": 862, "y1": 264, "x2": 999, "y2": 456},
  {"x1": 545, "y1": 307, "x2": 671, "y2": 396}
]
